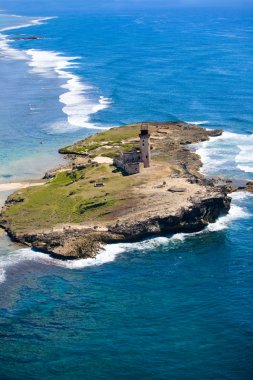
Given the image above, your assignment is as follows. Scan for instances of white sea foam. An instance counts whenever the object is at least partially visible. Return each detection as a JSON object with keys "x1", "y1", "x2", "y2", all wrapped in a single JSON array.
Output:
[
  {"x1": 1, "y1": 189, "x2": 252, "y2": 284},
  {"x1": 235, "y1": 143, "x2": 253, "y2": 173},
  {"x1": 0, "y1": 233, "x2": 189, "y2": 284},
  {"x1": 237, "y1": 165, "x2": 253, "y2": 173},
  {"x1": 0, "y1": 16, "x2": 56, "y2": 32},
  {"x1": 0, "y1": 33, "x2": 28, "y2": 60},
  {"x1": 0, "y1": 243, "x2": 125, "y2": 284},
  {"x1": 0, "y1": 268, "x2": 6, "y2": 283},
  {"x1": 186, "y1": 121, "x2": 209, "y2": 126},
  {"x1": 0, "y1": 18, "x2": 112, "y2": 132},
  {"x1": 26, "y1": 49, "x2": 111, "y2": 131},
  {"x1": 207, "y1": 204, "x2": 250, "y2": 232},
  {"x1": 113, "y1": 234, "x2": 187, "y2": 253},
  {"x1": 236, "y1": 146, "x2": 253, "y2": 163},
  {"x1": 232, "y1": 191, "x2": 253, "y2": 201},
  {"x1": 195, "y1": 131, "x2": 253, "y2": 175},
  {"x1": 210, "y1": 190, "x2": 252, "y2": 231},
  {"x1": 0, "y1": 236, "x2": 179, "y2": 284}
]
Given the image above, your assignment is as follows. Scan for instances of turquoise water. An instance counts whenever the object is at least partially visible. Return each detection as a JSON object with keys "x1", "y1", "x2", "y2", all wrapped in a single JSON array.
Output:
[{"x1": 0, "y1": 6, "x2": 253, "y2": 379}]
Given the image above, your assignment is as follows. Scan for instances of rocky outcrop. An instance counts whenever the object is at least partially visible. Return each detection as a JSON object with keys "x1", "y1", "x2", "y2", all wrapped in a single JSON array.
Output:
[
  {"x1": 2, "y1": 194, "x2": 231, "y2": 260},
  {"x1": 13, "y1": 36, "x2": 43, "y2": 40},
  {"x1": 245, "y1": 181, "x2": 253, "y2": 194},
  {"x1": 108, "y1": 195, "x2": 231, "y2": 238}
]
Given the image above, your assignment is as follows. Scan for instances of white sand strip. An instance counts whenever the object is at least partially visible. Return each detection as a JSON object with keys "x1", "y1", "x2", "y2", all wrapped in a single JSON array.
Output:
[
  {"x1": 93, "y1": 156, "x2": 113, "y2": 164},
  {"x1": 0, "y1": 182, "x2": 45, "y2": 192}
]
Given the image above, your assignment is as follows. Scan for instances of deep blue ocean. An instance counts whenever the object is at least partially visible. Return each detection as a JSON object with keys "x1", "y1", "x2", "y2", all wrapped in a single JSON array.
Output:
[{"x1": 0, "y1": 4, "x2": 253, "y2": 379}]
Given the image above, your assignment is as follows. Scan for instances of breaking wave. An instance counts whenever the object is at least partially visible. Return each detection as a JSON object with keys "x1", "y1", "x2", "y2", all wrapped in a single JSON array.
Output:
[
  {"x1": 0, "y1": 17, "x2": 112, "y2": 132},
  {"x1": 186, "y1": 120, "x2": 209, "y2": 126},
  {"x1": 195, "y1": 131, "x2": 253, "y2": 175},
  {"x1": 1, "y1": 191, "x2": 251, "y2": 284},
  {"x1": 0, "y1": 242, "x2": 128, "y2": 284},
  {"x1": 26, "y1": 49, "x2": 112, "y2": 131},
  {"x1": 0, "y1": 236, "x2": 185, "y2": 284},
  {"x1": 0, "y1": 16, "x2": 55, "y2": 32}
]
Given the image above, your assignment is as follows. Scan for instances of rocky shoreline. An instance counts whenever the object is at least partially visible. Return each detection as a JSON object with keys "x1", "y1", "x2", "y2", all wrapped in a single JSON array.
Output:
[
  {"x1": 2, "y1": 194, "x2": 231, "y2": 260},
  {"x1": 0, "y1": 121, "x2": 250, "y2": 260}
]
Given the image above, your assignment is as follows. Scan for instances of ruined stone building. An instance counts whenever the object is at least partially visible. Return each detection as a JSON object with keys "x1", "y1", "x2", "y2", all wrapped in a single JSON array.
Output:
[{"x1": 113, "y1": 125, "x2": 151, "y2": 175}]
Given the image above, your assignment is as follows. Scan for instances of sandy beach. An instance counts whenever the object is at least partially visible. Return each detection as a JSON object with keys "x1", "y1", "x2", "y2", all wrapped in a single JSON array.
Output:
[
  {"x1": 0, "y1": 182, "x2": 45, "y2": 192},
  {"x1": 0, "y1": 182, "x2": 45, "y2": 209}
]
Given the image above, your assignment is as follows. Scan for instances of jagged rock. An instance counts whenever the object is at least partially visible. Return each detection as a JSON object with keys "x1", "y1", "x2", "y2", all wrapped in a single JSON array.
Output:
[
  {"x1": 2, "y1": 194, "x2": 231, "y2": 260},
  {"x1": 168, "y1": 187, "x2": 186, "y2": 193}
]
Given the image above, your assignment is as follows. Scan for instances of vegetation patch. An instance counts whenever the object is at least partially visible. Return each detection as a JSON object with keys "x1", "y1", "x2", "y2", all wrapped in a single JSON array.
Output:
[
  {"x1": 79, "y1": 198, "x2": 115, "y2": 214},
  {"x1": 1, "y1": 161, "x2": 143, "y2": 232}
]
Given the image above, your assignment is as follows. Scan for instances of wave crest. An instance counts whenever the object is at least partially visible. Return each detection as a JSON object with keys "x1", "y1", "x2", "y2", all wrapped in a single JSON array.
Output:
[
  {"x1": 0, "y1": 18, "x2": 112, "y2": 133},
  {"x1": 195, "y1": 131, "x2": 253, "y2": 175}
]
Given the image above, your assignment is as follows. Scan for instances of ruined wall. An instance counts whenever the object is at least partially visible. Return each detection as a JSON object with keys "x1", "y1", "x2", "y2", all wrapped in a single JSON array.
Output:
[
  {"x1": 124, "y1": 163, "x2": 140, "y2": 175},
  {"x1": 122, "y1": 151, "x2": 141, "y2": 164},
  {"x1": 113, "y1": 157, "x2": 140, "y2": 175}
]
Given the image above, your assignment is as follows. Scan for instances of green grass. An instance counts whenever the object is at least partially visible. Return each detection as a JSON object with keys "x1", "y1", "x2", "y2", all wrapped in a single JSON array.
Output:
[
  {"x1": 84, "y1": 124, "x2": 141, "y2": 143},
  {"x1": 1, "y1": 122, "x2": 187, "y2": 234},
  {"x1": 2, "y1": 163, "x2": 145, "y2": 232},
  {"x1": 99, "y1": 143, "x2": 140, "y2": 158},
  {"x1": 59, "y1": 124, "x2": 145, "y2": 156},
  {"x1": 59, "y1": 143, "x2": 103, "y2": 155}
]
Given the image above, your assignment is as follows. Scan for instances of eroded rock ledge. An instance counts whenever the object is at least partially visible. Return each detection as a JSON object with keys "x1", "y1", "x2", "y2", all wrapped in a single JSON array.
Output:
[{"x1": 2, "y1": 195, "x2": 230, "y2": 260}]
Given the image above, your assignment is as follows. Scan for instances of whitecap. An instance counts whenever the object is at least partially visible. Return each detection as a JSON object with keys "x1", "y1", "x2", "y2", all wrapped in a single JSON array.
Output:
[
  {"x1": 0, "y1": 33, "x2": 28, "y2": 60},
  {"x1": 0, "y1": 268, "x2": 6, "y2": 284},
  {"x1": 0, "y1": 234, "x2": 187, "y2": 284},
  {"x1": 232, "y1": 191, "x2": 253, "y2": 201},
  {"x1": 63, "y1": 244, "x2": 125, "y2": 269},
  {"x1": 0, "y1": 18, "x2": 112, "y2": 133},
  {"x1": 186, "y1": 120, "x2": 209, "y2": 126},
  {"x1": 0, "y1": 243, "x2": 125, "y2": 284},
  {"x1": 26, "y1": 49, "x2": 111, "y2": 131},
  {"x1": 207, "y1": 204, "x2": 250, "y2": 232},
  {"x1": 235, "y1": 143, "x2": 253, "y2": 173},
  {"x1": 1, "y1": 189, "x2": 252, "y2": 284},
  {"x1": 0, "y1": 16, "x2": 57, "y2": 32},
  {"x1": 206, "y1": 191, "x2": 252, "y2": 232},
  {"x1": 237, "y1": 165, "x2": 253, "y2": 173},
  {"x1": 236, "y1": 145, "x2": 253, "y2": 163},
  {"x1": 195, "y1": 131, "x2": 253, "y2": 176}
]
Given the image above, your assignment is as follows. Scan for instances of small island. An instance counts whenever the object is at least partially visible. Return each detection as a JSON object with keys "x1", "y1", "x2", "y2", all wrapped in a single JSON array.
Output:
[{"x1": 0, "y1": 122, "x2": 237, "y2": 259}]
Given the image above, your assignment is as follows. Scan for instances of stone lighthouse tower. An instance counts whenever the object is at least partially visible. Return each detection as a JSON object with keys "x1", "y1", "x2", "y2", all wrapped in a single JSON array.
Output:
[{"x1": 139, "y1": 124, "x2": 151, "y2": 168}]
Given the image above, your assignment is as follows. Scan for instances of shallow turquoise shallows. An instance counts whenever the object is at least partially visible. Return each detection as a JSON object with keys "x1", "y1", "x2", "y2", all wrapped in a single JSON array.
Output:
[{"x1": 0, "y1": 5, "x2": 253, "y2": 380}]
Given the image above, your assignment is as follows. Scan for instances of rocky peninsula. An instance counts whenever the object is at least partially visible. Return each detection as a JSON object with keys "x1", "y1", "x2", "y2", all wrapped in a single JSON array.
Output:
[{"x1": 0, "y1": 122, "x2": 236, "y2": 259}]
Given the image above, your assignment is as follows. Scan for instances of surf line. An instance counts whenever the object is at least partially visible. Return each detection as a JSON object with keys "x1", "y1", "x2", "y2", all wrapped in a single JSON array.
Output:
[
  {"x1": 0, "y1": 15, "x2": 112, "y2": 132},
  {"x1": 0, "y1": 190, "x2": 251, "y2": 285},
  {"x1": 194, "y1": 131, "x2": 253, "y2": 175},
  {"x1": 0, "y1": 16, "x2": 56, "y2": 32}
]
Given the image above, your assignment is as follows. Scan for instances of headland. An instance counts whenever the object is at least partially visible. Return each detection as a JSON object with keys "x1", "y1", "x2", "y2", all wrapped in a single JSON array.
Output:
[{"x1": 1, "y1": 121, "x2": 249, "y2": 260}]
